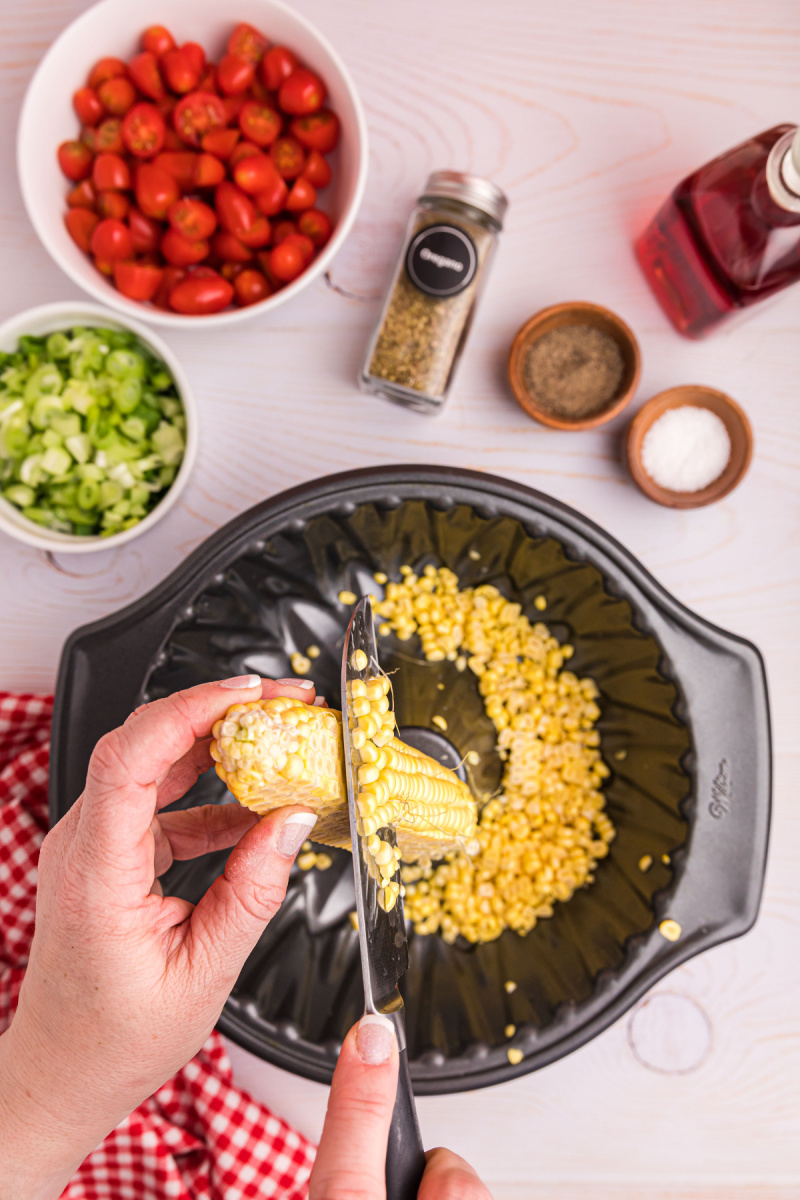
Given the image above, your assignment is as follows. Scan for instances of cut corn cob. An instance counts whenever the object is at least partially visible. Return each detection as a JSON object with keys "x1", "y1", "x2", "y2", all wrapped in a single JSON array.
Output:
[{"x1": 210, "y1": 677, "x2": 477, "y2": 863}]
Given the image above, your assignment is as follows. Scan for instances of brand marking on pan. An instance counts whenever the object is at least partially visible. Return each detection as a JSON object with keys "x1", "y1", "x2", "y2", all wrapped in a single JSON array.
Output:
[{"x1": 709, "y1": 757, "x2": 731, "y2": 819}]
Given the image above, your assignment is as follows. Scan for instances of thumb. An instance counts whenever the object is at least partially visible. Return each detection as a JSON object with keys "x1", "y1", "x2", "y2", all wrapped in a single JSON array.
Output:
[
  {"x1": 186, "y1": 805, "x2": 317, "y2": 984},
  {"x1": 310, "y1": 1017, "x2": 399, "y2": 1200}
]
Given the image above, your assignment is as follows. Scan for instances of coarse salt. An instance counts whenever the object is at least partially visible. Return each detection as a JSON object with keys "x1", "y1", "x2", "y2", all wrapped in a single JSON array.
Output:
[{"x1": 641, "y1": 406, "x2": 731, "y2": 492}]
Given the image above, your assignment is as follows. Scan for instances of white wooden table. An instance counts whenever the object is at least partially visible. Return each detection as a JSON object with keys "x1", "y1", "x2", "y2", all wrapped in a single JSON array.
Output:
[{"x1": 2, "y1": 1, "x2": 799, "y2": 1195}]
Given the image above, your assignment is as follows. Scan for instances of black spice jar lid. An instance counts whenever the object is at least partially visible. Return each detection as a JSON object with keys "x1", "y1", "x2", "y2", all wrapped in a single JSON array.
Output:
[{"x1": 421, "y1": 170, "x2": 509, "y2": 228}]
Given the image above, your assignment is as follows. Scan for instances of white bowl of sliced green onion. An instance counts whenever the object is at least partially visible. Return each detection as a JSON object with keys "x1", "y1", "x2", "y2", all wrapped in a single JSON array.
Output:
[{"x1": 0, "y1": 301, "x2": 196, "y2": 552}]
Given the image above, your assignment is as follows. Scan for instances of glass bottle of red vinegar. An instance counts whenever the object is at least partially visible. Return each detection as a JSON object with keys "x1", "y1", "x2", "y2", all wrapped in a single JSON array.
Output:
[{"x1": 636, "y1": 125, "x2": 800, "y2": 337}]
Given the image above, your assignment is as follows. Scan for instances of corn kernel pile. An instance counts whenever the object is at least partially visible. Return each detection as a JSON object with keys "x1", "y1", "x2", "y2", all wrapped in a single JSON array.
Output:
[{"x1": 373, "y1": 564, "x2": 615, "y2": 944}]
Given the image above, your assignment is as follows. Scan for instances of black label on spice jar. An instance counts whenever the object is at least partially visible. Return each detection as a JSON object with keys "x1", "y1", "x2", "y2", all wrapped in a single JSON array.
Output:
[{"x1": 405, "y1": 224, "x2": 478, "y2": 298}]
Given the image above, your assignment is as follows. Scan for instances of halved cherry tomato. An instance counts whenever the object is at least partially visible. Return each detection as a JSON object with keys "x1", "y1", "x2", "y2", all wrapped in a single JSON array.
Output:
[
  {"x1": 234, "y1": 268, "x2": 271, "y2": 306},
  {"x1": 169, "y1": 267, "x2": 233, "y2": 313},
  {"x1": 90, "y1": 218, "x2": 133, "y2": 261},
  {"x1": 98, "y1": 76, "x2": 137, "y2": 116},
  {"x1": 211, "y1": 230, "x2": 253, "y2": 262},
  {"x1": 122, "y1": 103, "x2": 166, "y2": 158},
  {"x1": 169, "y1": 198, "x2": 217, "y2": 241},
  {"x1": 261, "y1": 46, "x2": 298, "y2": 91},
  {"x1": 153, "y1": 152, "x2": 197, "y2": 191},
  {"x1": 142, "y1": 25, "x2": 176, "y2": 57},
  {"x1": 271, "y1": 219, "x2": 297, "y2": 244},
  {"x1": 73, "y1": 86, "x2": 103, "y2": 126},
  {"x1": 58, "y1": 141, "x2": 93, "y2": 182},
  {"x1": 269, "y1": 238, "x2": 307, "y2": 282},
  {"x1": 202, "y1": 128, "x2": 239, "y2": 159},
  {"x1": 153, "y1": 265, "x2": 185, "y2": 309},
  {"x1": 128, "y1": 207, "x2": 162, "y2": 254},
  {"x1": 182, "y1": 42, "x2": 206, "y2": 77},
  {"x1": 114, "y1": 260, "x2": 162, "y2": 300},
  {"x1": 94, "y1": 118, "x2": 124, "y2": 154},
  {"x1": 297, "y1": 208, "x2": 333, "y2": 247},
  {"x1": 222, "y1": 94, "x2": 247, "y2": 124},
  {"x1": 67, "y1": 179, "x2": 96, "y2": 209},
  {"x1": 269, "y1": 136, "x2": 306, "y2": 179},
  {"x1": 92, "y1": 153, "x2": 131, "y2": 191},
  {"x1": 290, "y1": 110, "x2": 340, "y2": 154},
  {"x1": 215, "y1": 181, "x2": 256, "y2": 236},
  {"x1": 249, "y1": 76, "x2": 273, "y2": 104},
  {"x1": 162, "y1": 47, "x2": 201, "y2": 95},
  {"x1": 128, "y1": 52, "x2": 165, "y2": 102},
  {"x1": 161, "y1": 228, "x2": 209, "y2": 265},
  {"x1": 238, "y1": 101, "x2": 281, "y2": 147},
  {"x1": 254, "y1": 175, "x2": 288, "y2": 217},
  {"x1": 96, "y1": 190, "x2": 130, "y2": 221},
  {"x1": 285, "y1": 176, "x2": 316, "y2": 212},
  {"x1": 229, "y1": 140, "x2": 261, "y2": 167},
  {"x1": 88, "y1": 57, "x2": 127, "y2": 89},
  {"x1": 301, "y1": 148, "x2": 332, "y2": 189},
  {"x1": 218, "y1": 54, "x2": 255, "y2": 95},
  {"x1": 279, "y1": 69, "x2": 325, "y2": 116},
  {"x1": 198, "y1": 63, "x2": 219, "y2": 93},
  {"x1": 237, "y1": 216, "x2": 271, "y2": 248},
  {"x1": 173, "y1": 91, "x2": 227, "y2": 147},
  {"x1": 65, "y1": 208, "x2": 99, "y2": 252},
  {"x1": 233, "y1": 153, "x2": 281, "y2": 194},
  {"x1": 135, "y1": 163, "x2": 180, "y2": 219},
  {"x1": 193, "y1": 153, "x2": 225, "y2": 188},
  {"x1": 228, "y1": 22, "x2": 269, "y2": 65}
]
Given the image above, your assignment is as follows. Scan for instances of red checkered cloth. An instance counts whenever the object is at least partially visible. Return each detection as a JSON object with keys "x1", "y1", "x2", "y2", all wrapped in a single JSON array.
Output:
[{"x1": 0, "y1": 692, "x2": 316, "y2": 1199}]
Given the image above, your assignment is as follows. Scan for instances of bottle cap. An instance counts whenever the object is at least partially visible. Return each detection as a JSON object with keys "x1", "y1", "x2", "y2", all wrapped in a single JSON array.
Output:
[
  {"x1": 780, "y1": 127, "x2": 800, "y2": 196},
  {"x1": 766, "y1": 127, "x2": 800, "y2": 213},
  {"x1": 420, "y1": 171, "x2": 509, "y2": 228}
]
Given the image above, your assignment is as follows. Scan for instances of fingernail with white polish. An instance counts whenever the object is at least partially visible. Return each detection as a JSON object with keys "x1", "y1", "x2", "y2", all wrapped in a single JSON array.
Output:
[
  {"x1": 219, "y1": 675, "x2": 261, "y2": 689},
  {"x1": 276, "y1": 678, "x2": 314, "y2": 689},
  {"x1": 276, "y1": 812, "x2": 317, "y2": 858},
  {"x1": 357, "y1": 1014, "x2": 396, "y2": 1065}
]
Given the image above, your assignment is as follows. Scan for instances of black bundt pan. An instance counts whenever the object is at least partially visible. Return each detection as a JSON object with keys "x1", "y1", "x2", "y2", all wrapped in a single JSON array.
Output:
[{"x1": 51, "y1": 466, "x2": 771, "y2": 1093}]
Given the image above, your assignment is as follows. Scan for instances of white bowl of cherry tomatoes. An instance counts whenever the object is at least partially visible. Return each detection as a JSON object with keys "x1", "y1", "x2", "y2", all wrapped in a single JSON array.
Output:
[{"x1": 18, "y1": 0, "x2": 368, "y2": 325}]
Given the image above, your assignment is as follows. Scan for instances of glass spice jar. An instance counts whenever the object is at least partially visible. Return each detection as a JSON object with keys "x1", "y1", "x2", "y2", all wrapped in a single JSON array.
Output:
[{"x1": 360, "y1": 171, "x2": 508, "y2": 414}]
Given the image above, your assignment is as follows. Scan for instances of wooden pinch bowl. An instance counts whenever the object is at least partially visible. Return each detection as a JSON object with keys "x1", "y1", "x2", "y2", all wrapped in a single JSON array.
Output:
[
  {"x1": 508, "y1": 301, "x2": 641, "y2": 430},
  {"x1": 627, "y1": 385, "x2": 753, "y2": 509}
]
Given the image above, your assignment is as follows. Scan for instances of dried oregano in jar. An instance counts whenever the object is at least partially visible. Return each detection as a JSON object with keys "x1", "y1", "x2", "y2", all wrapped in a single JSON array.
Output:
[{"x1": 360, "y1": 172, "x2": 508, "y2": 414}]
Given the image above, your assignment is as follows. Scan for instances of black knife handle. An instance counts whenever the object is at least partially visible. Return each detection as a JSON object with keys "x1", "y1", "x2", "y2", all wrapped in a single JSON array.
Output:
[{"x1": 385, "y1": 1044, "x2": 426, "y2": 1200}]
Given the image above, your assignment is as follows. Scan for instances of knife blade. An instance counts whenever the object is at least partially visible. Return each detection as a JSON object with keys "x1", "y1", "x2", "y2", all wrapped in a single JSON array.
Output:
[{"x1": 342, "y1": 596, "x2": 426, "y2": 1200}]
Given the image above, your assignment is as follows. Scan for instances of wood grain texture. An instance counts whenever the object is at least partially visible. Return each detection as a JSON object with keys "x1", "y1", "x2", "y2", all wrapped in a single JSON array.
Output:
[{"x1": 1, "y1": 0, "x2": 799, "y2": 1194}]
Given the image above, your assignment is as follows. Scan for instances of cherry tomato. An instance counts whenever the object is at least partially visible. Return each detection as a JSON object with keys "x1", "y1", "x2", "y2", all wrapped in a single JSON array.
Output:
[
  {"x1": 96, "y1": 190, "x2": 130, "y2": 221},
  {"x1": 271, "y1": 219, "x2": 297, "y2": 244},
  {"x1": 190, "y1": 153, "x2": 223, "y2": 188},
  {"x1": 249, "y1": 76, "x2": 273, "y2": 104},
  {"x1": 202, "y1": 128, "x2": 239, "y2": 159},
  {"x1": 94, "y1": 118, "x2": 124, "y2": 154},
  {"x1": 268, "y1": 238, "x2": 307, "y2": 282},
  {"x1": 92, "y1": 152, "x2": 130, "y2": 191},
  {"x1": 233, "y1": 153, "x2": 281, "y2": 194},
  {"x1": 98, "y1": 76, "x2": 137, "y2": 116},
  {"x1": 169, "y1": 267, "x2": 234, "y2": 314},
  {"x1": 73, "y1": 86, "x2": 103, "y2": 126},
  {"x1": 113, "y1": 260, "x2": 162, "y2": 300},
  {"x1": 254, "y1": 176, "x2": 288, "y2": 217},
  {"x1": 238, "y1": 101, "x2": 281, "y2": 147},
  {"x1": 234, "y1": 268, "x2": 271, "y2": 306},
  {"x1": 228, "y1": 22, "x2": 269, "y2": 65},
  {"x1": 94, "y1": 257, "x2": 115, "y2": 276},
  {"x1": 162, "y1": 47, "x2": 201, "y2": 95},
  {"x1": 290, "y1": 111, "x2": 340, "y2": 154},
  {"x1": 65, "y1": 207, "x2": 98, "y2": 252},
  {"x1": 162, "y1": 127, "x2": 184, "y2": 150},
  {"x1": 122, "y1": 103, "x2": 166, "y2": 158},
  {"x1": 237, "y1": 216, "x2": 271, "y2": 248},
  {"x1": 174, "y1": 91, "x2": 227, "y2": 147},
  {"x1": 261, "y1": 46, "x2": 298, "y2": 92},
  {"x1": 297, "y1": 208, "x2": 333, "y2": 247},
  {"x1": 80, "y1": 126, "x2": 98, "y2": 153},
  {"x1": 128, "y1": 206, "x2": 162, "y2": 254},
  {"x1": 279, "y1": 69, "x2": 325, "y2": 116},
  {"x1": 135, "y1": 163, "x2": 180, "y2": 219},
  {"x1": 211, "y1": 230, "x2": 253, "y2": 262},
  {"x1": 128, "y1": 52, "x2": 165, "y2": 102},
  {"x1": 284, "y1": 232, "x2": 315, "y2": 265},
  {"x1": 153, "y1": 265, "x2": 185, "y2": 309},
  {"x1": 182, "y1": 43, "x2": 206, "y2": 77},
  {"x1": 285, "y1": 176, "x2": 316, "y2": 212},
  {"x1": 229, "y1": 140, "x2": 261, "y2": 167},
  {"x1": 218, "y1": 54, "x2": 255, "y2": 95},
  {"x1": 302, "y1": 148, "x2": 332, "y2": 189},
  {"x1": 169, "y1": 198, "x2": 217, "y2": 241},
  {"x1": 88, "y1": 57, "x2": 127, "y2": 89},
  {"x1": 67, "y1": 179, "x2": 96, "y2": 209},
  {"x1": 142, "y1": 25, "x2": 176, "y2": 57},
  {"x1": 215, "y1": 181, "x2": 257, "y2": 236},
  {"x1": 161, "y1": 227, "x2": 209, "y2": 266},
  {"x1": 153, "y1": 152, "x2": 197, "y2": 191},
  {"x1": 58, "y1": 140, "x2": 93, "y2": 182},
  {"x1": 90, "y1": 218, "x2": 133, "y2": 261},
  {"x1": 269, "y1": 136, "x2": 306, "y2": 179},
  {"x1": 219, "y1": 260, "x2": 245, "y2": 281},
  {"x1": 223, "y1": 94, "x2": 247, "y2": 124}
]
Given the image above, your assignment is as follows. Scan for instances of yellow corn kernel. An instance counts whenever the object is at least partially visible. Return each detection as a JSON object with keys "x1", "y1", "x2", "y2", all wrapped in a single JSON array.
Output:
[
  {"x1": 378, "y1": 623, "x2": 391, "y2": 636},
  {"x1": 638, "y1": 854, "x2": 653, "y2": 872},
  {"x1": 297, "y1": 852, "x2": 317, "y2": 871},
  {"x1": 306, "y1": 645, "x2": 321, "y2": 659},
  {"x1": 466, "y1": 750, "x2": 480, "y2": 766},
  {"x1": 338, "y1": 590, "x2": 357, "y2": 605},
  {"x1": 505, "y1": 1024, "x2": 516, "y2": 1038},
  {"x1": 350, "y1": 648, "x2": 368, "y2": 671},
  {"x1": 349, "y1": 910, "x2": 359, "y2": 930},
  {"x1": 315, "y1": 853, "x2": 333, "y2": 871},
  {"x1": 290, "y1": 652, "x2": 311, "y2": 675},
  {"x1": 374, "y1": 572, "x2": 388, "y2": 585},
  {"x1": 659, "y1": 919, "x2": 682, "y2": 942},
  {"x1": 534, "y1": 595, "x2": 547, "y2": 611},
  {"x1": 468, "y1": 549, "x2": 481, "y2": 561},
  {"x1": 504, "y1": 980, "x2": 517, "y2": 994},
  {"x1": 432, "y1": 715, "x2": 448, "y2": 732},
  {"x1": 507, "y1": 1047, "x2": 523, "y2": 1065}
]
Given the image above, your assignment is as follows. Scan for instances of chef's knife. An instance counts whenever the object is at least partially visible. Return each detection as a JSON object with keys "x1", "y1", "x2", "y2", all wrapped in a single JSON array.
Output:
[{"x1": 342, "y1": 597, "x2": 426, "y2": 1200}]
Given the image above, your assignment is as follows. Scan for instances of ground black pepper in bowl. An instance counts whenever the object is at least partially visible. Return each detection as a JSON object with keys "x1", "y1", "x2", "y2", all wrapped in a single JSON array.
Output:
[{"x1": 523, "y1": 324, "x2": 624, "y2": 418}]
